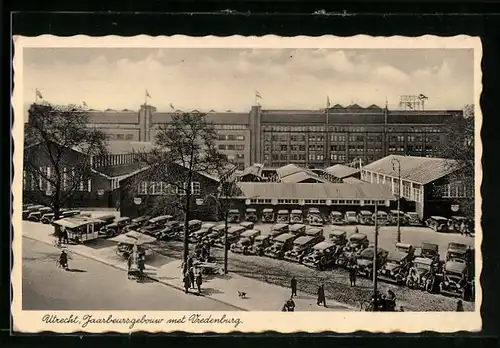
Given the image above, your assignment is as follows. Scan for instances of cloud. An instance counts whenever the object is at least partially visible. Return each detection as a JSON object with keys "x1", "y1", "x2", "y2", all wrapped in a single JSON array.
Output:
[{"x1": 22, "y1": 48, "x2": 473, "y2": 118}]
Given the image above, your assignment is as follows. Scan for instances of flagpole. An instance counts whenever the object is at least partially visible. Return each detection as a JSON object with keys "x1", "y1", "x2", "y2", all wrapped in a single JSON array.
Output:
[{"x1": 326, "y1": 96, "x2": 330, "y2": 166}]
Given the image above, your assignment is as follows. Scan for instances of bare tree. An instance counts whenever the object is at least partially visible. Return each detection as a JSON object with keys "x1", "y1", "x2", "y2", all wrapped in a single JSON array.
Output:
[
  {"x1": 131, "y1": 112, "x2": 228, "y2": 269},
  {"x1": 23, "y1": 102, "x2": 108, "y2": 232},
  {"x1": 436, "y1": 104, "x2": 475, "y2": 218}
]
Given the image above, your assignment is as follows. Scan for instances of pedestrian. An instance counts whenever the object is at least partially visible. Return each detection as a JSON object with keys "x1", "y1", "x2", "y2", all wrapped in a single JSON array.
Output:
[
  {"x1": 183, "y1": 273, "x2": 190, "y2": 294},
  {"x1": 399, "y1": 306, "x2": 405, "y2": 312},
  {"x1": 196, "y1": 271, "x2": 203, "y2": 294},
  {"x1": 456, "y1": 300, "x2": 464, "y2": 312},
  {"x1": 116, "y1": 199, "x2": 120, "y2": 212},
  {"x1": 349, "y1": 263, "x2": 357, "y2": 287},
  {"x1": 291, "y1": 276, "x2": 297, "y2": 297},
  {"x1": 189, "y1": 267, "x2": 195, "y2": 289},
  {"x1": 187, "y1": 255, "x2": 194, "y2": 269},
  {"x1": 286, "y1": 297, "x2": 296, "y2": 312},
  {"x1": 317, "y1": 283, "x2": 327, "y2": 307}
]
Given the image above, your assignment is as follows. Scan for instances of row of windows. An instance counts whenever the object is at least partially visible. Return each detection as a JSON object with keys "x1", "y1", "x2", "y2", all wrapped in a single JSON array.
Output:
[
  {"x1": 93, "y1": 153, "x2": 142, "y2": 168},
  {"x1": 218, "y1": 144, "x2": 245, "y2": 151},
  {"x1": 440, "y1": 183, "x2": 471, "y2": 198},
  {"x1": 226, "y1": 154, "x2": 244, "y2": 160},
  {"x1": 218, "y1": 134, "x2": 246, "y2": 141},
  {"x1": 248, "y1": 198, "x2": 388, "y2": 205},
  {"x1": 107, "y1": 133, "x2": 135, "y2": 141},
  {"x1": 137, "y1": 181, "x2": 201, "y2": 196},
  {"x1": 23, "y1": 168, "x2": 91, "y2": 192},
  {"x1": 264, "y1": 132, "x2": 441, "y2": 144},
  {"x1": 262, "y1": 126, "x2": 443, "y2": 133},
  {"x1": 213, "y1": 124, "x2": 247, "y2": 130},
  {"x1": 264, "y1": 144, "x2": 423, "y2": 154}
]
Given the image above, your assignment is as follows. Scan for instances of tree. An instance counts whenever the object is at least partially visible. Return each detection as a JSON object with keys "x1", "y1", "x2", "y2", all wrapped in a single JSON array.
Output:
[
  {"x1": 132, "y1": 112, "x2": 228, "y2": 269},
  {"x1": 23, "y1": 103, "x2": 108, "y2": 231},
  {"x1": 436, "y1": 104, "x2": 475, "y2": 218}
]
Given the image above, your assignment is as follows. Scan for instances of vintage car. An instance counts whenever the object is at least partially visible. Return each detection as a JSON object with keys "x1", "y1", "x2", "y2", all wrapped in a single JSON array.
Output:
[
  {"x1": 244, "y1": 208, "x2": 258, "y2": 222},
  {"x1": 344, "y1": 211, "x2": 358, "y2": 225},
  {"x1": 329, "y1": 230, "x2": 347, "y2": 247},
  {"x1": 28, "y1": 207, "x2": 53, "y2": 222},
  {"x1": 156, "y1": 220, "x2": 183, "y2": 241},
  {"x1": 22, "y1": 205, "x2": 45, "y2": 220},
  {"x1": 284, "y1": 235, "x2": 323, "y2": 263},
  {"x1": 329, "y1": 211, "x2": 344, "y2": 225},
  {"x1": 356, "y1": 247, "x2": 389, "y2": 278},
  {"x1": 140, "y1": 215, "x2": 172, "y2": 235},
  {"x1": 215, "y1": 225, "x2": 246, "y2": 248},
  {"x1": 124, "y1": 215, "x2": 151, "y2": 231},
  {"x1": 239, "y1": 221, "x2": 255, "y2": 230},
  {"x1": 40, "y1": 212, "x2": 56, "y2": 224},
  {"x1": 290, "y1": 209, "x2": 304, "y2": 224},
  {"x1": 404, "y1": 212, "x2": 423, "y2": 226},
  {"x1": 377, "y1": 250, "x2": 412, "y2": 284},
  {"x1": 227, "y1": 209, "x2": 241, "y2": 223},
  {"x1": 269, "y1": 223, "x2": 289, "y2": 239},
  {"x1": 289, "y1": 223, "x2": 307, "y2": 236},
  {"x1": 99, "y1": 217, "x2": 132, "y2": 237},
  {"x1": 425, "y1": 216, "x2": 449, "y2": 232},
  {"x1": 248, "y1": 235, "x2": 272, "y2": 256},
  {"x1": 307, "y1": 208, "x2": 324, "y2": 226},
  {"x1": 438, "y1": 259, "x2": 472, "y2": 300},
  {"x1": 22, "y1": 203, "x2": 36, "y2": 210},
  {"x1": 277, "y1": 209, "x2": 290, "y2": 223},
  {"x1": 357, "y1": 210, "x2": 373, "y2": 225},
  {"x1": 230, "y1": 229, "x2": 261, "y2": 254},
  {"x1": 372, "y1": 211, "x2": 388, "y2": 225},
  {"x1": 188, "y1": 219, "x2": 202, "y2": 232},
  {"x1": 264, "y1": 233, "x2": 297, "y2": 259},
  {"x1": 261, "y1": 208, "x2": 275, "y2": 223},
  {"x1": 188, "y1": 227, "x2": 211, "y2": 243},
  {"x1": 305, "y1": 227, "x2": 324, "y2": 240},
  {"x1": 302, "y1": 241, "x2": 341, "y2": 270},
  {"x1": 446, "y1": 242, "x2": 470, "y2": 263},
  {"x1": 395, "y1": 242, "x2": 415, "y2": 259},
  {"x1": 448, "y1": 216, "x2": 470, "y2": 233},
  {"x1": 61, "y1": 210, "x2": 82, "y2": 218},
  {"x1": 336, "y1": 233, "x2": 370, "y2": 267},
  {"x1": 406, "y1": 257, "x2": 438, "y2": 292},
  {"x1": 388, "y1": 210, "x2": 407, "y2": 225},
  {"x1": 417, "y1": 242, "x2": 440, "y2": 262},
  {"x1": 201, "y1": 222, "x2": 216, "y2": 232}
]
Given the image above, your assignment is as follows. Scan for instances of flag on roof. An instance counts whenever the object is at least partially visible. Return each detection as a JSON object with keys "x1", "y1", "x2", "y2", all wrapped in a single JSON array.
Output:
[
  {"x1": 327, "y1": 96, "x2": 331, "y2": 108},
  {"x1": 255, "y1": 91, "x2": 262, "y2": 99},
  {"x1": 418, "y1": 94, "x2": 428, "y2": 100},
  {"x1": 169, "y1": 103, "x2": 175, "y2": 110},
  {"x1": 35, "y1": 89, "x2": 43, "y2": 99},
  {"x1": 145, "y1": 89, "x2": 152, "y2": 99}
]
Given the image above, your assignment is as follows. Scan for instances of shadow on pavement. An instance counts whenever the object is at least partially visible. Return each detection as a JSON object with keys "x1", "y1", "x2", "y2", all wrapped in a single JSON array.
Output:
[
  {"x1": 67, "y1": 268, "x2": 87, "y2": 273},
  {"x1": 200, "y1": 287, "x2": 224, "y2": 296},
  {"x1": 84, "y1": 239, "x2": 117, "y2": 250}
]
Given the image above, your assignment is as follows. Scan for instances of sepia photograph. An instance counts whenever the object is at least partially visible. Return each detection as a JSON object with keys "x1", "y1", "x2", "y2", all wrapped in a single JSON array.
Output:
[{"x1": 11, "y1": 35, "x2": 482, "y2": 333}]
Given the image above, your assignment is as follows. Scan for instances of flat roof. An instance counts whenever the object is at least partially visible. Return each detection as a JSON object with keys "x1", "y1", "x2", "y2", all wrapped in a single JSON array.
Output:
[
  {"x1": 237, "y1": 182, "x2": 395, "y2": 200},
  {"x1": 363, "y1": 155, "x2": 462, "y2": 185},
  {"x1": 325, "y1": 164, "x2": 360, "y2": 179}
]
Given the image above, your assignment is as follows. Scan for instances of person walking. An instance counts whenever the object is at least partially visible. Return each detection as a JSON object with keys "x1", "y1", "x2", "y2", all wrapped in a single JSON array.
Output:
[
  {"x1": 456, "y1": 300, "x2": 464, "y2": 312},
  {"x1": 196, "y1": 271, "x2": 203, "y2": 294},
  {"x1": 291, "y1": 276, "x2": 298, "y2": 297},
  {"x1": 188, "y1": 267, "x2": 195, "y2": 289},
  {"x1": 349, "y1": 262, "x2": 357, "y2": 287},
  {"x1": 317, "y1": 283, "x2": 327, "y2": 307},
  {"x1": 183, "y1": 272, "x2": 191, "y2": 294}
]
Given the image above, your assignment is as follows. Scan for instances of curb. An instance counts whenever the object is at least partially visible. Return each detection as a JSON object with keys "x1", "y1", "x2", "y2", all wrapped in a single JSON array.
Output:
[{"x1": 23, "y1": 235, "x2": 248, "y2": 311}]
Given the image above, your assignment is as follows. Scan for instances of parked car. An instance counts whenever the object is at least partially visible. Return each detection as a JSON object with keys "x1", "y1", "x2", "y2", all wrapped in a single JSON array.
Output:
[
  {"x1": 264, "y1": 233, "x2": 298, "y2": 259},
  {"x1": 446, "y1": 242, "x2": 470, "y2": 263},
  {"x1": 284, "y1": 235, "x2": 323, "y2": 263},
  {"x1": 261, "y1": 208, "x2": 275, "y2": 223},
  {"x1": 372, "y1": 211, "x2": 388, "y2": 225},
  {"x1": 395, "y1": 242, "x2": 415, "y2": 259},
  {"x1": 244, "y1": 208, "x2": 258, "y2": 222},
  {"x1": 329, "y1": 211, "x2": 344, "y2": 225},
  {"x1": 356, "y1": 247, "x2": 389, "y2": 278},
  {"x1": 425, "y1": 216, "x2": 449, "y2": 232},
  {"x1": 344, "y1": 211, "x2": 358, "y2": 225},
  {"x1": 230, "y1": 229, "x2": 261, "y2": 254},
  {"x1": 28, "y1": 207, "x2": 52, "y2": 222},
  {"x1": 302, "y1": 241, "x2": 340, "y2": 270},
  {"x1": 248, "y1": 235, "x2": 271, "y2": 256},
  {"x1": 357, "y1": 210, "x2": 373, "y2": 225},
  {"x1": 23, "y1": 205, "x2": 45, "y2": 220},
  {"x1": 227, "y1": 209, "x2": 241, "y2": 223},
  {"x1": 305, "y1": 227, "x2": 325, "y2": 241},
  {"x1": 404, "y1": 212, "x2": 423, "y2": 226},
  {"x1": 406, "y1": 257, "x2": 438, "y2": 292},
  {"x1": 100, "y1": 217, "x2": 131, "y2": 237},
  {"x1": 289, "y1": 223, "x2": 307, "y2": 236},
  {"x1": 290, "y1": 209, "x2": 304, "y2": 224},
  {"x1": 188, "y1": 219, "x2": 202, "y2": 232},
  {"x1": 202, "y1": 224, "x2": 226, "y2": 245},
  {"x1": 201, "y1": 222, "x2": 216, "y2": 232},
  {"x1": 240, "y1": 221, "x2": 255, "y2": 230},
  {"x1": 329, "y1": 230, "x2": 347, "y2": 247},
  {"x1": 417, "y1": 242, "x2": 440, "y2": 263},
  {"x1": 388, "y1": 210, "x2": 407, "y2": 225},
  {"x1": 156, "y1": 221, "x2": 182, "y2": 241},
  {"x1": 277, "y1": 210, "x2": 290, "y2": 223},
  {"x1": 269, "y1": 223, "x2": 289, "y2": 239},
  {"x1": 448, "y1": 216, "x2": 470, "y2": 233},
  {"x1": 377, "y1": 250, "x2": 413, "y2": 285},
  {"x1": 61, "y1": 210, "x2": 81, "y2": 218},
  {"x1": 188, "y1": 228, "x2": 212, "y2": 244},
  {"x1": 438, "y1": 259, "x2": 473, "y2": 300},
  {"x1": 336, "y1": 233, "x2": 370, "y2": 267},
  {"x1": 140, "y1": 215, "x2": 172, "y2": 235},
  {"x1": 307, "y1": 208, "x2": 323, "y2": 226},
  {"x1": 40, "y1": 212, "x2": 55, "y2": 224},
  {"x1": 124, "y1": 215, "x2": 151, "y2": 231}
]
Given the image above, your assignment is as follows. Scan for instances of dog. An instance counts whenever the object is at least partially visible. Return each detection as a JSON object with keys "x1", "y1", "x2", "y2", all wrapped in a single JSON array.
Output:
[{"x1": 238, "y1": 291, "x2": 247, "y2": 299}]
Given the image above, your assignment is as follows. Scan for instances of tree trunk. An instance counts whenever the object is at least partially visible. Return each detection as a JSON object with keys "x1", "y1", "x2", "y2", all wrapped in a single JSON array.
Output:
[
  {"x1": 224, "y1": 209, "x2": 229, "y2": 274},
  {"x1": 183, "y1": 195, "x2": 191, "y2": 274}
]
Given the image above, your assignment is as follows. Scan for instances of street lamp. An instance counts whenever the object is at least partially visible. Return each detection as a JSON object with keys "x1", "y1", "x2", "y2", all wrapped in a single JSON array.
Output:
[
  {"x1": 392, "y1": 157, "x2": 402, "y2": 243},
  {"x1": 372, "y1": 199, "x2": 391, "y2": 311}
]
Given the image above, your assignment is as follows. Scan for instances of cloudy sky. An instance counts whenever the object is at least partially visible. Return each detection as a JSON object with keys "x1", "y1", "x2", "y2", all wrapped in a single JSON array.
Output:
[{"x1": 22, "y1": 48, "x2": 473, "y2": 116}]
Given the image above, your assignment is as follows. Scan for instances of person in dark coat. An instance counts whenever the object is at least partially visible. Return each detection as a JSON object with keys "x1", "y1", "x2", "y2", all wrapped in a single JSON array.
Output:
[
  {"x1": 291, "y1": 276, "x2": 297, "y2": 297},
  {"x1": 183, "y1": 273, "x2": 190, "y2": 294},
  {"x1": 286, "y1": 297, "x2": 296, "y2": 312},
  {"x1": 187, "y1": 256, "x2": 194, "y2": 269},
  {"x1": 196, "y1": 272, "x2": 203, "y2": 294},
  {"x1": 317, "y1": 283, "x2": 327, "y2": 307},
  {"x1": 188, "y1": 267, "x2": 195, "y2": 289},
  {"x1": 456, "y1": 300, "x2": 464, "y2": 312},
  {"x1": 349, "y1": 262, "x2": 357, "y2": 287}
]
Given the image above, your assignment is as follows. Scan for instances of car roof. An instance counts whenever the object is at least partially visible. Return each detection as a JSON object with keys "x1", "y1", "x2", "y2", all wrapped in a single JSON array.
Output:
[
  {"x1": 229, "y1": 209, "x2": 240, "y2": 213},
  {"x1": 445, "y1": 260, "x2": 467, "y2": 273},
  {"x1": 245, "y1": 208, "x2": 256, "y2": 212},
  {"x1": 240, "y1": 221, "x2": 254, "y2": 225},
  {"x1": 330, "y1": 211, "x2": 342, "y2": 215},
  {"x1": 330, "y1": 230, "x2": 346, "y2": 236},
  {"x1": 306, "y1": 227, "x2": 323, "y2": 235},
  {"x1": 360, "y1": 247, "x2": 386, "y2": 258},
  {"x1": 413, "y1": 257, "x2": 433, "y2": 265},
  {"x1": 273, "y1": 223, "x2": 289, "y2": 229},
  {"x1": 294, "y1": 236, "x2": 315, "y2": 245},
  {"x1": 278, "y1": 210, "x2": 289, "y2": 214},
  {"x1": 360, "y1": 210, "x2": 372, "y2": 215},
  {"x1": 149, "y1": 215, "x2": 172, "y2": 222},
  {"x1": 313, "y1": 241, "x2": 335, "y2": 250},
  {"x1": 274, "y1": 233, "x2": 296, "y2": 242},
  {"x1": 388, "y1": 250, "x2": 408, "y2": 261},
  {"x1": 255, "y1": 235, "x2": 269, "y2": 240},
  {"x1": 422, "y1": 243, "x2": 439, "y2": 251},
  {"x1": 291, "y1": 210, "x2": 302, "y2": 213},
  {"x1": 430, "y1": 216, "x2": 448, "y2": 221},
  {"x1": 309, "y1": 208, "x2": 320, "y2": 212},
  {"x1": 290, "y1": 224, "x2": 306, "y2": 230},
  {"x1": 241, "y1": 229, "x2": 260, "y2": 237},
  {"x1": 228, "y1": 226, "x2": 246, "y2": 233},
  {"x1": 263, "y1": 208, "x2": 274, "y2": 213},
  {"x1": 395, "y1": 242, "x2": 412, "y2": 249},
  {"x1": 350, "y1": 233, "x2": 367, "y2": 240},
  {"x1": 448, "y1": 242, "x2": 468, "y2": 250}
]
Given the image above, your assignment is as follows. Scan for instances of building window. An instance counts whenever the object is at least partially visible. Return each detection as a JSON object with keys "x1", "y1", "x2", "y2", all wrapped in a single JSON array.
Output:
[
  {"x1": 218, "y1": 135, "x2": 227, "y2": 141},
  {"x1": 236, "y1": 145, "x2": 245, "y2": 151},
  {"x1": 192, "y1": 182, "x2": 201, "y2": 196},
  {"x1": 236, "y1": 135, "x2": 245, "y2": 140},
  {"x1": 218, "y1": 145, "x2": 226, "y2": 150},
  {"x1": 125, "y1": 134, "x2": 134, "y2": 140}
]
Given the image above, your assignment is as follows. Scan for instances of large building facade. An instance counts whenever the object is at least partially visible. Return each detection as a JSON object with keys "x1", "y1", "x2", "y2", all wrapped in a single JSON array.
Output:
[{"x1": 81, "y1": 103, "x2": 462, "y2": 169}]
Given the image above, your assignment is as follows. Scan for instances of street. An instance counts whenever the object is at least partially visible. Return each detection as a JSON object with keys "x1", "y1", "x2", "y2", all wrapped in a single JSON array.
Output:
[{"x1": 22, "y1": 238, "x2": 241, "y2": 311}]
